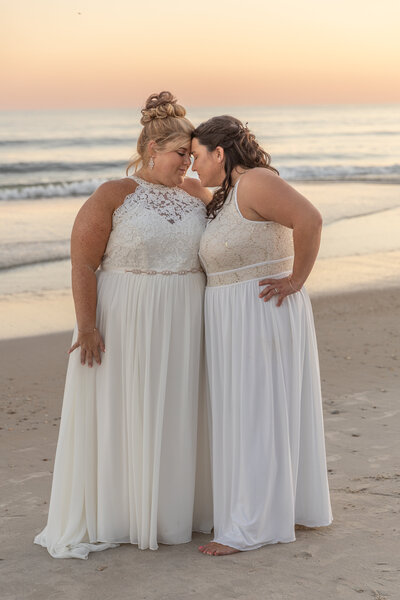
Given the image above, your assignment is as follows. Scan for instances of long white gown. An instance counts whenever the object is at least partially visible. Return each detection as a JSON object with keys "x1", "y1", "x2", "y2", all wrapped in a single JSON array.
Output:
[
  {"x1": 199, "y1": 178, "x2": 332, "y2": 551},
  {"x1": 34, "y1": 175, "x2": 213, "y2": 559}
]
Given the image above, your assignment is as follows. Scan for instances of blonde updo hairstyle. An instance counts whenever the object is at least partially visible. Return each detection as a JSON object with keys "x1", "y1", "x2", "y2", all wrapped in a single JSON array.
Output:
[{"x1": 127, "y1": 91, "x2": 194, "y2": 173}]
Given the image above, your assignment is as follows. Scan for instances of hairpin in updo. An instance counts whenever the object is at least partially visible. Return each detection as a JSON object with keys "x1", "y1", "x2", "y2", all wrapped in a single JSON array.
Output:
[{"x1": 238, "y1": 121, "x2": 249, "y2": 135}]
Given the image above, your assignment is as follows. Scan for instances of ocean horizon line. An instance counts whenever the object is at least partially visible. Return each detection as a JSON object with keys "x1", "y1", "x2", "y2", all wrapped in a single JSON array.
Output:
[{"x1": 1, "y1": 101, "x2": 400, "y2": 114}]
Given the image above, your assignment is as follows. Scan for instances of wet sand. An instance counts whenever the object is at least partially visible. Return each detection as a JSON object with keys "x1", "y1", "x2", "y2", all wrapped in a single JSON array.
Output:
[{"x1": 1, "y1": 287, "x2": 399, "y2": 599}]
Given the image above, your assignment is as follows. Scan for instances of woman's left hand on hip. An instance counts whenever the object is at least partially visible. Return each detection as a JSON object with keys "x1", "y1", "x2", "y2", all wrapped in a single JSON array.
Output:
[{"x1": 258, "y1": 276, "x2": 299, "y2": 307}]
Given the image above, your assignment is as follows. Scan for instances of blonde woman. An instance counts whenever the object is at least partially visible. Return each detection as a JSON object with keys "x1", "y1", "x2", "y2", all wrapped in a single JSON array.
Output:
[{"x1": 34, "y1": 92, "x2": 213, "y2": 559}]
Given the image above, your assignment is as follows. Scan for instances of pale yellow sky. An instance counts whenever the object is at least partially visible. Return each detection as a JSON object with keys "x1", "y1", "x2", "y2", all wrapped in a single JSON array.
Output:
[{"x1": 1, "y1": 0, "x2": 400, "y2": 109}]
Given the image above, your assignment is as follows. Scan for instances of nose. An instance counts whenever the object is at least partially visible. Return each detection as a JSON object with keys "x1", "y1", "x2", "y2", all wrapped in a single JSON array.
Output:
[{"x1": 183, "y1": 154, "x2": 191, "y2": 166}]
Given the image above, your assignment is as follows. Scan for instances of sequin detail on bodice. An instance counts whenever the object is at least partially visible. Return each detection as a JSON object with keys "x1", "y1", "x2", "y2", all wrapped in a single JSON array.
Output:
[
  {"x1": 199, "y1": 179, "x2": 294, "y2": 286},
  {"x1": 101, "y1": 176, "x2": 207, "y2": 273}
]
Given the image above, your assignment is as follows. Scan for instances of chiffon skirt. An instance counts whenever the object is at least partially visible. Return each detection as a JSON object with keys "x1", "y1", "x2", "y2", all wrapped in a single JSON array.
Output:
[
  {"x1": 34, "y1": 270, "x2": 213, "y2": 559},
  {"x1": 205, "y1": 276, "x2": 332, "y2": 551}
]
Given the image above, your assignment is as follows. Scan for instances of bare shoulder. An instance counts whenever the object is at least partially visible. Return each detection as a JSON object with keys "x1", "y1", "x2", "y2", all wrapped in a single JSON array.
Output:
[
  {"x1": 89, "y1": 177, "x2": 138, "y2": 211},
  {"x1": 238, "y1": 167, "x2": 321, "y2": 225},
  {"x1": 239, "y1": 167, "x2": 282, "y2": 195},
  {"x1": 180, "y1": 177, "x2": 213, "y2": 205}
]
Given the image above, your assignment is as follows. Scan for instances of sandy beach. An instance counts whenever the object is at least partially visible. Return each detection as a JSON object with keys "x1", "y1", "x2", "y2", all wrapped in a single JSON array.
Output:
[{"x1": 1, "y1": 286, "x2": 399, "y2": 599}]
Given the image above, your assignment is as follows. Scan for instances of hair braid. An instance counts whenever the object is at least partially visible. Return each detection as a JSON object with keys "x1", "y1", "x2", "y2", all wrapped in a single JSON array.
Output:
[{"x1": 192, "y1": 116, "x2": 278, "y2": 218}]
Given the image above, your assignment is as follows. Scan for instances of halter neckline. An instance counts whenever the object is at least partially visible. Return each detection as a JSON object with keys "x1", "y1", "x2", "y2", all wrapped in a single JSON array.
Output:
[{"x1": 130, "y1": 174, "x2": 178, "y2": 190}]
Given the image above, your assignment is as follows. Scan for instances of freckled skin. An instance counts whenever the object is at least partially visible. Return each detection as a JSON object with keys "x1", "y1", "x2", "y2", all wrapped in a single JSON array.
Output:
[
  {"x1": 68, "y1": 143, "x2": 211, "y2": 367},
  {"x1": 69, "y1": 178, "x2": 136, "y2": 367}
]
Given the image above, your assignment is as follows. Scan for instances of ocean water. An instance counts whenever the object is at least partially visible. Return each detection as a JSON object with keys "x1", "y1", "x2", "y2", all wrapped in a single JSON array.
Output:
[{"x1": 1, "y1": 104, "x2": 399, "y2": 338}]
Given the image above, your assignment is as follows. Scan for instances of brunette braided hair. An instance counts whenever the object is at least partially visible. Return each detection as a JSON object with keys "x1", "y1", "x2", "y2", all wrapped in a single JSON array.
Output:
[{"x1": 192, "y1": 115, "x2": 278, "y2": 218}]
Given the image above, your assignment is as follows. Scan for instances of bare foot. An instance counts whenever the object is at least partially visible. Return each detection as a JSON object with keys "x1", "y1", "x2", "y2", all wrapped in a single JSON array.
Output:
[{"x1": 198, "y1": 542, "x2": 240, "y2": 556}]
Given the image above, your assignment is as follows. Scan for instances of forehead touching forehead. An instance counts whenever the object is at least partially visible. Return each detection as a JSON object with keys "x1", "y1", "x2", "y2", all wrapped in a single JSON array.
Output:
[
  {"x1": 161, "y1": 137, "x2": 191, "y2": 154},
  {"x1": 190, "y1": 138, "x2": 205, "y2": 154}
]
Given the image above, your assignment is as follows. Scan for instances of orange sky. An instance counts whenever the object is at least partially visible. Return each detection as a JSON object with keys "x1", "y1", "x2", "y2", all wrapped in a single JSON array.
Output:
[{"x1": 1, "y1": 0, "x2": 400, "y2": 109}]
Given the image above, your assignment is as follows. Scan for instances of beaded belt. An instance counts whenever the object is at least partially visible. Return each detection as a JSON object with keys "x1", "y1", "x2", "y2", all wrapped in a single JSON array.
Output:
[
  {"x1": 101, "y1": 265, "x2": 203, "y2": 276},
  {"x1": 125, "y1": 267, "x2": 203, "y2": 276}
]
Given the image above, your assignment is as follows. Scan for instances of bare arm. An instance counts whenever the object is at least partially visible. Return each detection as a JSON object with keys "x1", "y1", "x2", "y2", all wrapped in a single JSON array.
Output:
[
  {"x1": 71, "y1": 187, "x2": 113, "y2": 331},
  {"x1": 238, "y1": 169, "x2": 323, "y2": 305},
  {"x1": 69, "y1": 179, "x2": 136, "y2": 364}
]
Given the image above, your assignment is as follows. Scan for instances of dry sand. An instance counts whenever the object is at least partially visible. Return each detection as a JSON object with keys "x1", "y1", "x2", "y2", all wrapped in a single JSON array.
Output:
[{"x1": 1, "y1": 288, "x2": 399, "y2": 599}]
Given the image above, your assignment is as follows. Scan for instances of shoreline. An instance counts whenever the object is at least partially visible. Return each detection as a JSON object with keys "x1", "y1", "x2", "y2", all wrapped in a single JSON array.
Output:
[
  {"x1": 1, "y1": 285, "x2": 399, "y2": 598},
  {"x1": 1, "y1": 248, "x2": 400, "y2": 340},
  {"x1": 1, "y1": 179, "x2": 400, "y2": 340}
]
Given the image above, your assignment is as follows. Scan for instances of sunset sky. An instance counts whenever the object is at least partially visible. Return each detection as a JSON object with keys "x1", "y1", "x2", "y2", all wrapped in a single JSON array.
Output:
[{"x1": 1, "y1": 0, "x2": 400, "y2": 109}]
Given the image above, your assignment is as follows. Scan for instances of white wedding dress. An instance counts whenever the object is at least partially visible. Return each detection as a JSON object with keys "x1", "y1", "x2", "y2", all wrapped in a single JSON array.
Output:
[
  {"x1": 34, "y1": 175, "x2": 213, "y2": 559},
  {"x1": 199, "y1": 178, "x2": 332, "y2": 551}
]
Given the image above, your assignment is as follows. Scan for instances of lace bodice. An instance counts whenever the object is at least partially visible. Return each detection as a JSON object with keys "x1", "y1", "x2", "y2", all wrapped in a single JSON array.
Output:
[
  {"x1": 101, "y1": 176, "x2": 207, "y2": 273},
  {"x1": 199, "y1": 178, "x2": 294, "y2": 286}
]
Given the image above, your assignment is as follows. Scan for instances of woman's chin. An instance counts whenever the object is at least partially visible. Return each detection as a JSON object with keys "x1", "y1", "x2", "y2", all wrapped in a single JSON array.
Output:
[
  {"x1": 175, "y1": 174, "x2": 186, "y2": 185},
  {"x1": 198, "y1": 175, "x2": 209, "y2": 187},
  {"x1": 199, "y1": 175, "x2": 220, "y2": 188}
]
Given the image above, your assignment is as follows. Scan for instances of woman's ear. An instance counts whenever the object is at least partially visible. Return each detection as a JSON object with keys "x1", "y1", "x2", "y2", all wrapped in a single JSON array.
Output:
[
  {"x1": 215, "y1": 146, "x2": 225, "y2": 163},
  {"x1": 147, "y1": 140, "x2": 157, "y2": 157}
]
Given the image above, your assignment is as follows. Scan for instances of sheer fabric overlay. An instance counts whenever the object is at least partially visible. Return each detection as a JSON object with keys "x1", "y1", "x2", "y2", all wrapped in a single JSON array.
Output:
[
  {"x1": 34, "y1": 177, "x2": 213, "y2": 559},
  {"x1": 200, "y1": 179, "x2": 332, "y2": 550}
]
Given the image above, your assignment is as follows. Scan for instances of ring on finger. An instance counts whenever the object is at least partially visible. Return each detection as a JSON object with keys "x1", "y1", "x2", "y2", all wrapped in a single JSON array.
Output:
[{"x1": 274, "y1": 287, "x2": 279, "y2": 293}]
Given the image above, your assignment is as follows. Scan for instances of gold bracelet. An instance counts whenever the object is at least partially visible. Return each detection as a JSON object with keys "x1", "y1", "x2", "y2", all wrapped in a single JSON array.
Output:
[
  {"x1": 288, "y1": 276, "x2": 300, "y2": 292},
  {"x1": 78, "y1": 327, "x2": 97, "y2": 334}
]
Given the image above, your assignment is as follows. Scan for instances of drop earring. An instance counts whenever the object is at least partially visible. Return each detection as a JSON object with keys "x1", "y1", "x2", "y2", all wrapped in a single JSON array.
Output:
[{"x1": 149, "y1": 157, "x2": 155, "y2": 170}]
